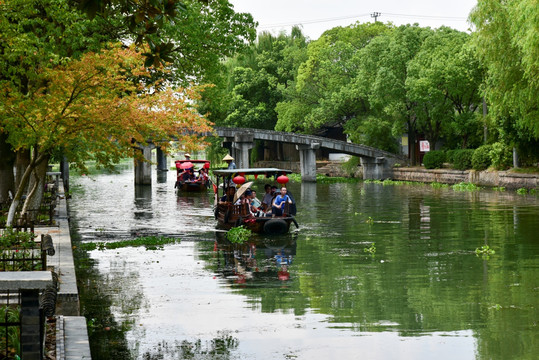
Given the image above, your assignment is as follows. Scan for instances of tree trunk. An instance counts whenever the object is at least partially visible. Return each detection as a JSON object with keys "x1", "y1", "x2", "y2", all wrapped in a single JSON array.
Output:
[
  {"x1": 0, "y1": 133, "x2": 15, "y2": 204},
  {"x1": 6, "y1": 151, "x2": 47, "y2": 227},
  {"x1": 408, "y1": 124, "x2": 417, "y2": 166},
  {"x1": 21, "y1": 156, "x2": 49, "y2": 223},
  {"x1": 15, "y1": 148, "x2": 31, "y2": 190},
  {"x1": 513, "y1": 147, "x2": 519, "y2": 168}
]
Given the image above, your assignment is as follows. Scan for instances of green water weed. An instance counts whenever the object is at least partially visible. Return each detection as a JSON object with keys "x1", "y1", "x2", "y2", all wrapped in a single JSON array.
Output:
[
  {"x1": 226, "y1": 226, "x2": 252, "y2": 244},
  {"x1": 364, "y1": 243, "x2": 376, "y2": 255},
  {"x1": 475, "y1": 245, "x2": 495, "y2": 259},
  {"x1": 79, "y1": 236, "x2": 180, "y2": 251},
  {"x1": 452, "y1": 182, "x2": 481, "y2": 191}
]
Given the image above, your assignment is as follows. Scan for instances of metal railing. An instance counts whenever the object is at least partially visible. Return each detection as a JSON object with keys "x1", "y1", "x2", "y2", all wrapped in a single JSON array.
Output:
[{"x1": 0, "y1": 290, "x2": 21, "y2": 360}]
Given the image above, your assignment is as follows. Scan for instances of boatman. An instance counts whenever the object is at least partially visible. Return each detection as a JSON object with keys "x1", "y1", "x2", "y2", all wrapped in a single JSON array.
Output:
[
  {"x1": 272, "y1": 187, "x2": 292, "y2": 216},
  {"x1": 223, "y1": 154, "x2": 236, "y2": 169},
  {"x1": 184, "y1": 153, "x2": 191, "y2": 160}
]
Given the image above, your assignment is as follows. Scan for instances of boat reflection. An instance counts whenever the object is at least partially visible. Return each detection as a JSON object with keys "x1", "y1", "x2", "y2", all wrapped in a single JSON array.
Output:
[{"x1": 213, "y1": 232, "x2": 297, "y2": 284}]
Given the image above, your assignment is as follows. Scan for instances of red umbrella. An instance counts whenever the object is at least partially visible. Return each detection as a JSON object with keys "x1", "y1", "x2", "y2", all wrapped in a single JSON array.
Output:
[{"x1": 179, "y1": 161, "x2": 193, "y2": 169}]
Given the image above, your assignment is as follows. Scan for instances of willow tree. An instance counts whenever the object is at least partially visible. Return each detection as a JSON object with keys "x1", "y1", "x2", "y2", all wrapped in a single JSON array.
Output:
[
  {"x1": 1, "y1": 45, "x2": 212, "y2": 225},
  {"x1": 470, "y1": 0, "x2": 539, "y2": 150}
]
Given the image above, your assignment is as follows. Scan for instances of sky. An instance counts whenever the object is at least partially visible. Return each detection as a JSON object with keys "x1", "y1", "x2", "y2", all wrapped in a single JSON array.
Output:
[{"x1": 229, "y1": 0, "x2": 478, "y2": 40}]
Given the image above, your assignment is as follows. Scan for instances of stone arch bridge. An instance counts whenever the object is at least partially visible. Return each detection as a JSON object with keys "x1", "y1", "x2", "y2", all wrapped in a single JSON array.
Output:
[
  {"x1": 215, "y1": 127, "x2": 407, "y2": 181},
  {"x1": 138, "y1": 127, "x2": 407, "y2": 184}
]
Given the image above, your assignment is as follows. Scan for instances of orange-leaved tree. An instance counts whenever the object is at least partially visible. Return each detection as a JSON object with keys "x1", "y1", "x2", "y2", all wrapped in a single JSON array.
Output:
[{"x1": 0, "y1": 43, "x2": 213, "y2": 225}]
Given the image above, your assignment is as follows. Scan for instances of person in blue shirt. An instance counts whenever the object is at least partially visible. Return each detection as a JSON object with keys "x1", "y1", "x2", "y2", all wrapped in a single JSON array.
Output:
[{"x1": 272, "y1": 187, "x2": 292, "y2": 216}]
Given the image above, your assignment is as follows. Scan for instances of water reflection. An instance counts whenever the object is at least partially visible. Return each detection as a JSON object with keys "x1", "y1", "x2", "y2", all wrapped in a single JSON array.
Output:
[
  {"x1": 156, "y1": 171, "x2": 167, "y2": 184},
  {"x1": 213, "y1": 232, "x2": 297, "y2": 284},
  {"x1": 140, "y1": 332, "x2": 239, "y2": 360},
  {"x1": 134, "y1": 185, "x2": 153, "y2": 221}
]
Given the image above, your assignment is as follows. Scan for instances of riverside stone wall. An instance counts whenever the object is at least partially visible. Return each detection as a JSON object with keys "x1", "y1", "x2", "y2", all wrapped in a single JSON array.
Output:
[
  {"x1": 255, "y1": 160, "x2": 538, "y2": 189},
  {"x1": 391, "y1": 168, "x2": 538, "y2": 190}
]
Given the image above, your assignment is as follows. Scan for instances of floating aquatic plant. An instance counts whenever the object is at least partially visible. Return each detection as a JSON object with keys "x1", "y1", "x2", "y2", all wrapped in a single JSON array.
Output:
[
  {"x1": 226, "y1": 226, "x2": 252, "y2": 244},
  {"x1": 475, "y1": 245, "x2": 495, "y2": 259},
  {"x1": 364, "y1": 243, "x2": 376, "y2": 255},
  {"x1": 79, "y1": 236, "x2": 180, "y2": 251},
  {"x1": 452, "y1": 182, "x2": 481, "y2": 191}
]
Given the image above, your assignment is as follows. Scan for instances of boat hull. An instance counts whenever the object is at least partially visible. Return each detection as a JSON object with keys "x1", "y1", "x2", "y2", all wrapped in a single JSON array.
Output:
[
  {"x1": 176, "y1": 180, "x2": 209, "y2": 192},
  {"x1": 215, "y1": 203, "x2": 297, "y2": 235}
]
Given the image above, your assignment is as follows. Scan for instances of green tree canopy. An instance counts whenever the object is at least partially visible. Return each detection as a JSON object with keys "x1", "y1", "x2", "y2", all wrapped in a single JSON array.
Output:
[
  {"x1": 199, "y1": 27, "x2": 309, "y2": 130},
  {"x1": 406, "y1": 27, "x2": 483, "y2": 149},
  {"x1": 275, "y1": 22, "x2": 389, "y2": 135},
  {"x1": 470, "y1": 0, "x2": 539, "y2": 139}
]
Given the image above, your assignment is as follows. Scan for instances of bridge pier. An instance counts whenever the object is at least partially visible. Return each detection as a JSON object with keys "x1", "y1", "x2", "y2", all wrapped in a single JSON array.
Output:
[
  {"x1": 297, "y1": 143, "x2": 319, "y2": 182},
  {"x1": 361, "y1": 157, "x2": 392, "y2": 180},
  {"x1": 232, "y1": 133, "x2": 254, "y2": 169},
  {"x1": 134, "y1": 145, "x2": 152, "y2": 185},
  {"x1": 156, "y1": 147, "x2": 168, "y2": 171}
]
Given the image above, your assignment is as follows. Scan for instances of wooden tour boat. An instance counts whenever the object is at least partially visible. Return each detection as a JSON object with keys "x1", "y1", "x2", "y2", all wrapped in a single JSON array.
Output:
[
  {"x1": 213, "y1": 168, "x2": 299, "y2": 235},
  {"x1": 174, "y1": 160, "x2": 211, "y2": 192}
]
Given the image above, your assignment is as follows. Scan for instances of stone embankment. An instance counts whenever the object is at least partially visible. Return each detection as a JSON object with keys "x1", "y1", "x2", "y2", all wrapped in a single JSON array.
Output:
[
  {"x1": 391, "y1": 167, "x2": 538, "y2": 190},
  {"x1": 255, "y1": 160, "x2": 538, "y2": 189},
  {"x1": 38, "y1": 180, "x2": 92, "y2": 359}
]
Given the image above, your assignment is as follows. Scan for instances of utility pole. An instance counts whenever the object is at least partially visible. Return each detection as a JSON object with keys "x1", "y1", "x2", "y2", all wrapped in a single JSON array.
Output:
[{"x1": 371, "y1": 12, "x2": 381, "y2": 23}]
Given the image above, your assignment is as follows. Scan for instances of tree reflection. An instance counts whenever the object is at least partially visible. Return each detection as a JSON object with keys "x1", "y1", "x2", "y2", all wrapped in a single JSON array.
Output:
[{"x1": 141, "y1": 331, "x2": 239, "y2": 360}]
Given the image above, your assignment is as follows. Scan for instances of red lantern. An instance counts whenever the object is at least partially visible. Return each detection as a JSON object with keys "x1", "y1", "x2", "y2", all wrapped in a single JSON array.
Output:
[
  {"x1": 277, "y1": 175, "x2": 289, "y2": 184},
  {"x1": 254, "y1": 174, "x2": 258, "y2": 179},
  {"x1": 233, "y1": 175, "x2": 246, "y2": 185}
]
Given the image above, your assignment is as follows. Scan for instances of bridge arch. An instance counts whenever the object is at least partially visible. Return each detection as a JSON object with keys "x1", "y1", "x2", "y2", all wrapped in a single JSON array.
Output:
[{"x1": 215, "y1": 127, "x2": 407, "y2": 181}]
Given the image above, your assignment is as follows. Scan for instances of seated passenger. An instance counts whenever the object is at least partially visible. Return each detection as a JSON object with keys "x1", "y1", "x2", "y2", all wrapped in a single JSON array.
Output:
[
  {"x1": 261, "y1": 184, "x2": 273, "y2": 210},
  {"x1": 272, "y1": 187, "x2": 292, "y2": 217},
  {"x1": 234, "y1": 194, "x2": 244, "y2": 205},
  {"x1": 220, "y1": 187, "x2": 235, "y2": 203},
  {"x1": 198, "y1": 167, "x2": 209, "y2": 182},
  {"x1": 249, "y1": 190, "x2": 264, "y2": 217},
  {"x1": 180, "y1": 170, "x2": 190, "y2": 182}
]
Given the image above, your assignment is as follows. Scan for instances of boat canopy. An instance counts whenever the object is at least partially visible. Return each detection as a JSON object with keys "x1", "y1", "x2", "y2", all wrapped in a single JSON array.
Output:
[
  {"x1": 175, "y1": 160, "x2": 210, "y2": 164},
  {"x1": 212, "y1": 168, "x2": 292, "y2": 177}
]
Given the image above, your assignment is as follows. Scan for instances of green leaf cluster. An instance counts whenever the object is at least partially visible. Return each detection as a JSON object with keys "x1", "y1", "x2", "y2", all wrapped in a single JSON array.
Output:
[
  {"x1": 471, "y1": 145, "x2": 493, "y2": 170},
  {"x1": 225, "y1": 226, "x2": 252, "y2": 244},
  {"x1": 452, "y1": 149, "x2": 475, "y2": 171},
  {"x1": 423, "y1": 151, "x2": 446, "y2": 169}
]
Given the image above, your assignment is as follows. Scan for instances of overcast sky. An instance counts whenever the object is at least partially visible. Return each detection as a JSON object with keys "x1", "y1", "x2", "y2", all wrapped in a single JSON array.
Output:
[{"x1": 229, "y1": 0, "x2": 478, "y2": 40}]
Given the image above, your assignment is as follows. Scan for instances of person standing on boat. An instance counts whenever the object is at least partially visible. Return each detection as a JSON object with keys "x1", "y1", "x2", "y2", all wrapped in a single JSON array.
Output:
[
  {"x1": 272, "y1": 187, "x2": 292, "y2": 216},
  {"x1": 223, "y1": 154, "x2": 236, "y2": 169},
  {"x1": 184, "y1": 153, "x2": 191, "y2": 160}
]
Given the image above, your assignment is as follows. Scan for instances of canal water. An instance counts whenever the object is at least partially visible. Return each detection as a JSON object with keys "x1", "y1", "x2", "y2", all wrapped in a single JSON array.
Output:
[{"x1": 68, "y1": 163, "x2": 539, "y2": 360}]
